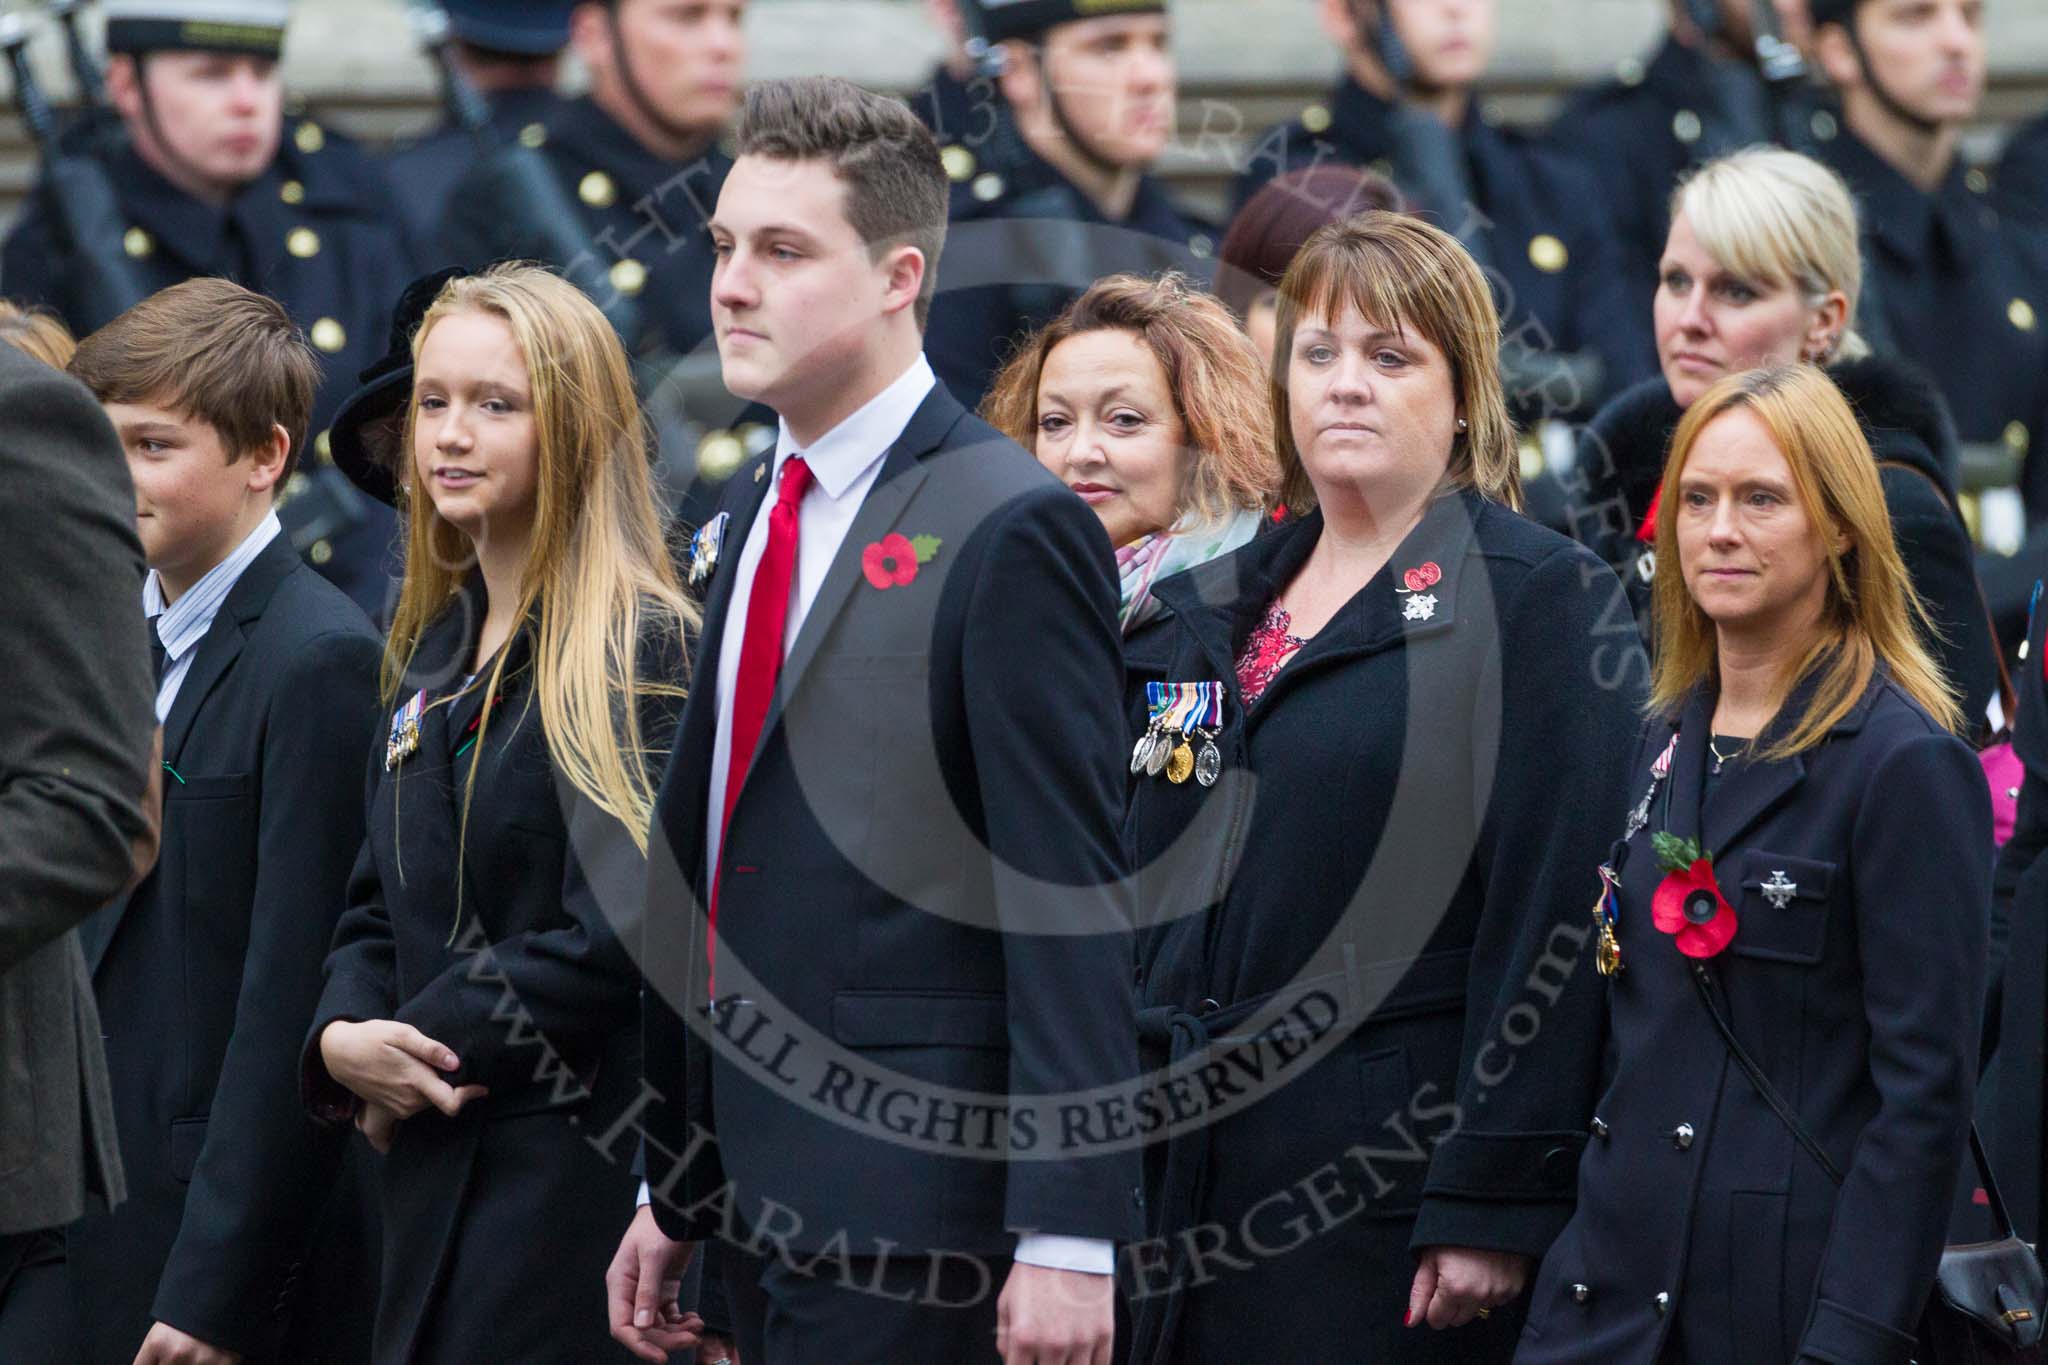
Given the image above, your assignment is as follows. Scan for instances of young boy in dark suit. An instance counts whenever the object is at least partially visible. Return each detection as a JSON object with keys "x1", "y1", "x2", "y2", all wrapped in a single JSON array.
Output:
[{"x1": 60, "y1": 279, "x2": 382, "y2": 1365}]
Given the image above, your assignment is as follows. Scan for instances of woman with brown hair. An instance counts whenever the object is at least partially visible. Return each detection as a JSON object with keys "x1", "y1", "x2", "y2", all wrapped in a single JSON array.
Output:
[
  {"x1": 1516, "y1": 365, "x2": 1988, "y2": 1365},
  {"x1": 1121, "y1": 211, "x2": 1642, "y2": 1363},
  {"x1": 983, "y1": 271, "x2": 1278, "y2": 633}
]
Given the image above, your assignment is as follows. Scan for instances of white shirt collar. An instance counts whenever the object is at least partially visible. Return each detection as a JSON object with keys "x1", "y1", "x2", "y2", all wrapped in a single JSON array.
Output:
[
  {"x1": 771, "y1": 354, "x2": 937, "y2": 499},
  {"x1": 143, "y1": 510, "x2": 284, "y2": 661}
]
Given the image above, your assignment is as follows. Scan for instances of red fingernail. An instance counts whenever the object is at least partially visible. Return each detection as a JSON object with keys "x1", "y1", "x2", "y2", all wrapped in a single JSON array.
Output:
[{"x1": 1403, "y1": 1309, "x2": 1414, "y2": 1327}]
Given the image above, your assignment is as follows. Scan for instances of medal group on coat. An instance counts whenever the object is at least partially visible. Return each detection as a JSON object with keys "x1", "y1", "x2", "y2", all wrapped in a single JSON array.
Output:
[{"x1": 3, "y1": 1, "x2": 2048, "y2": 1364}]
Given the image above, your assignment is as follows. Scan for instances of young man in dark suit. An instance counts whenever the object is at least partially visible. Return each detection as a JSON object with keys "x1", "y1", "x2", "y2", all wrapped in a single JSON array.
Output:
[
  {"x1": 61, "y1": 280, "x2": 383, "y2": 1365},
  {"x1": 607, "y1": 77, "x2": 1141, "y2": 1364}
]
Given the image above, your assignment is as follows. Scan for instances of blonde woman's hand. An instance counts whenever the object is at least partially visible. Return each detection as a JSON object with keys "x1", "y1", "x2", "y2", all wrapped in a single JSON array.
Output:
[{"x1": 317, "y1": 1018, "x2": 488, "y2": 1120}]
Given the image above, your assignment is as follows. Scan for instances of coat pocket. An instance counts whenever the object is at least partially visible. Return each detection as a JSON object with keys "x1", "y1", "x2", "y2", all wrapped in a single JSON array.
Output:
[{"x1": 1727, "y1": 851, "x2": 1835, "y2": 965}]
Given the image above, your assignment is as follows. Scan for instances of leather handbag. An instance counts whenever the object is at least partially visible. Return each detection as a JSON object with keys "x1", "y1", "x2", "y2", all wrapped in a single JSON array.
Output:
[{"x1": 1690, "y1": 964, "x2": 2046, "y2": 1363}]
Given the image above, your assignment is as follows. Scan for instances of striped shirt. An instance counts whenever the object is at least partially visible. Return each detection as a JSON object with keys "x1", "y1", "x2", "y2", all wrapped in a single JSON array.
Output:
[{"x1": 143, "y1": 512, "x2": 283, "y2": 722}]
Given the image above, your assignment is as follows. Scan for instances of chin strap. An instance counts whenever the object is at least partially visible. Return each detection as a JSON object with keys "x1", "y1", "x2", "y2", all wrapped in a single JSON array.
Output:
[
  {"x1": 1840, "y1": 14, "x2": 1946, "y2": 137},
  {"x1": 602, "y1": 3, "x2": 717, "y2": 155},
  {"x1": 1022, "y1": 40, "x2": 1133, "y2": 183}
]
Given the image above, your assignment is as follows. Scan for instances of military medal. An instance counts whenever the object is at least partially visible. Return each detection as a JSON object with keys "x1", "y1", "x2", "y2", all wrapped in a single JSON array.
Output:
[
  {"x1": 1143, "y1": 681, "x2": 1226, "y2": 783},
  {"x1": 687, "y1": 512, "x2": 730, "y2": 588},
  {"x1": 385, "y1": 689, "x2": 426, "y2": 771},
  {"x1": 1760, "y1": 870, "x2": 1797, "y2": 909},
  {"x1": 1593, "y1": 863, "x2": 1624, "y2": 977}
]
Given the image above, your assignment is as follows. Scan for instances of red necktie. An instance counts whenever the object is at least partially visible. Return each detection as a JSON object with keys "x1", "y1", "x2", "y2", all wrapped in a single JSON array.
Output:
[{"x1": 710, "y1": 455, "x2": 813, "y2": 986}]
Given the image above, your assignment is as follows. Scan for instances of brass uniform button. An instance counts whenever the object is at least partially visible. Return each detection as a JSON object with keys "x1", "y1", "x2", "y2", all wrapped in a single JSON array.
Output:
[
  {"x1": 1368, "y1": 158, "x2": 1393, "y2": 182},
  {"x1": 696, "y1": 430, "x2": 745, "y2": 481},
  {"x1": 2010, "y1": 298, "x2": 2037, "y2": 333},
  {"x1": 1673, "y1": 109, "x2": 1702, "y2": 145},
  {"x1": 519, "y1": 122, "x2": 548, "y2": 149},
  {"x1": 941, "y1": 145, "x2": 977, "y2": 182},
  {"x1": 1480, "y1": 100, "x2": 1506, "y2": 127},
  {"x1": 123, "y1": 226, "x2": 154, "y2": 259},
  {"x1": 310, "y1": 538, "x2": 333, "y2": 565},
  {"x1": 1810, "y1": 110, "x2": 1838, "y2": 143},
  {"x1": 736, "y1": 422, "x2": 773, "y2": 455},
  {"x1": 1616, "y1": 57, "x2": 1645, "y2": 87},
  {"x1": 284, "y1": 471, "x2": 310, "y2": 500},
  {"x1": 295, "y1": 120, "x2": 325, "y2": 155},
  {"x1": 971, "y1": 172, "x2": 1005, "y2": 203},
  {"x1": 2006, "y1": 421, "x2": 2032, "y2": 457},
  {"x1": 310, "y1": 318, "x2": 347, "y2": 353},
  {"x1": 280, "y1": 179, "x2": 305, "y2": 205},
  {"x1": 609, "y1": 258, "x2": 648, "y2": 296},
  {"x1": 1528, "y1": 233, "x2": 1569, "y2": 274},
  {"x1": 1967, "y1": 167, "x2": 1991, "y2": 195},
  {"x1": 1301, "y1": 104, "x2": 1332, "y2": 135},
  {"x1": 315, "y1": 429, "x2": 333, "y2": 465},
  {"x1": 1189, "y1": 233, "x2": 1213, "y2": 260},
  {"x1": 580, "y1": 170, "x2": 617, "y2": 209},
  {"x1": 286, "y1": 227, "x2": 321, "y2": 259}
]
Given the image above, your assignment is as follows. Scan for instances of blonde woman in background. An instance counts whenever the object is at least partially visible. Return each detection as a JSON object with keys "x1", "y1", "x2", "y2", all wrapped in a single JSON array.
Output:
[
  {"x1": 300, "y1": 264, "x2": 701, "y2": 1364},
  {"x1": 1573, "y1": 147, "x2": 2000, "y2": 739}
]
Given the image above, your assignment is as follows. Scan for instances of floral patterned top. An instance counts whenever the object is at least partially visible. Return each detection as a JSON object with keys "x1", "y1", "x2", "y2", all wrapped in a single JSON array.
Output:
[{"x1": 1236, "y1": 600, "x2": 1307, "y2": 707}]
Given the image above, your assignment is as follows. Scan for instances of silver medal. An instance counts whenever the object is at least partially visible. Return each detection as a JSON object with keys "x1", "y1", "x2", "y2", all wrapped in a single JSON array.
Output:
[
  {"x1": 1760, "y1": 870, "x2": 1797, "y2": 909},
  {"x1": 1195, "y1": 733, "x2": 1221, "y2": 787},
  {"x1": 1146, "y1": 728, "x2": 1173, "y2": 777},
  {"x1": 1130, "y1": 726, "x2": 1159, "y2": 776}
]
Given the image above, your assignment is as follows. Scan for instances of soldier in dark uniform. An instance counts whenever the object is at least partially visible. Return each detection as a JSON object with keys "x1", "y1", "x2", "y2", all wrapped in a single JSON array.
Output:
[
  {"x1": 1548, "y1": 1, "x2": 1836, "y2": 341},
  {"x1": 1809, "y1": 0, "x2": 2048, "y2": 608},
  {"x1": 380, "y1": 0, "x2": 574, "y2": 258},
  {"x1": 1232, "y1": 0, "x2": 1653, "y2": 418},
  {"x1": 921, "y1": 0, "x2": 1217, "y2": 411},
  {"x1": 438, "y1": 0, "x2": 751, "y2": 518},
  {"x1": 0, "y1": 0, "x2": 418, "y2": 619},
  {"x1": 1997, "y1": 111, "x2": 2048, "y2": 226},
  {"x1": 908, "y1": 0, "x2": 1010, "y2": 167}
]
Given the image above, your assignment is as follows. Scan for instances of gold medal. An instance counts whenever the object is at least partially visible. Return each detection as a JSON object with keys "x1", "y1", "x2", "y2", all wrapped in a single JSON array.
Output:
[
  {"x1": 1166, "y1": 739, "x2": 1195, "y2": 785},
  {"x1": 1596, "y1": 918, "x2": 1623, "y2": 977}
]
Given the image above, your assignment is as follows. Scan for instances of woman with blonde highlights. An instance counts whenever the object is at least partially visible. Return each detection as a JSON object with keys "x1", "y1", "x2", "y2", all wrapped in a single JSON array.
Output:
[
  {"x1": 1518, "y1": 365, "x2": 1987, "y2": 1365},
  {"x1": 1122, "y1": 212, "x2": 1641, "y2": 1364},
  {"x1": 1574, "y1": 146, "x2": 1999, "y2": 739},
  {"x1": 302, "y1": 264, "x2": 702, "y2": 1363},
  {"x1": 982, "y1": 271, "x2": 1278, "y2": 632}
]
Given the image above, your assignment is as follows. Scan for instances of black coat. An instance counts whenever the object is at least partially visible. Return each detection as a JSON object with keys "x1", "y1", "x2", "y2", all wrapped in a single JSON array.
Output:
[
  {"x1": 1998, "y1": 114, "x2": 2048, "y2": 227},
  {"x1": 1516, "y1": 673, "x2": 1989, "y2": 1365},
  {"x1": 1572, "y1": 359, "x2": 2003, "y2": 742},
  {"x1": 303, "y1": 581, "x2": 682, "y2": 1364},
  {"x1": 641, "y1": 384, "x2": 1144, "y2": 1257},
  {"x1": 0, "y1": 128, "x2": 415, "y2": 617},
  {"x1": 1819, "y1": 133, "x2": 2048, "y2": 518},
  {"x1": 1121, "y1": 493, "x2": 1644, "y2": 1364},
  {"x1": 65, "y1": 537, "x2": 381, "y2": 1363},
  {"x1": 924, "y1": 134, "x2": 1215, "y2": 411},
  {"x1": 1234, "y1": 77, "x2": 1654, "y2": 415},
  {"x1": 1980, "y1": 589, "x2": 2048, "y2": 1241},
  {"x1": 382, "y1": 87, "x2": 570, "y2": 259}
]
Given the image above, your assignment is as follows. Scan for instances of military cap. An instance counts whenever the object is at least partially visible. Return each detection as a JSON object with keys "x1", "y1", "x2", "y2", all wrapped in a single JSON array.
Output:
[
  {"x1": 965, "y1": 0, "x2": 1166, "y2": 45},
  {"x1": 1807, "y1": 0, "x2": 1865, "y2": 27},
  {"x1": 103, "y1": 0, "x2": 291, "y2": 58},
  {"x1": 329, "y1": 267, "x2": 465, "y2": 507},
  {"x1": 443, "y1": 0, "x2": 574, "y2": 57}
]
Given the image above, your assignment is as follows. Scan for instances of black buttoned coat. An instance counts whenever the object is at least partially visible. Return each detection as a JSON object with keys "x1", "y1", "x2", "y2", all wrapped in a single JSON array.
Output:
[
  {"x1": 1122, "y1": 492, "x2": 1643, "y2": 1364},
  {"x1": 302, "y1": 582, "x2": 684, "y2": 1364},
  {"x1": 1515, "y1": 673, "x2": 1989, "y2": 1365}
]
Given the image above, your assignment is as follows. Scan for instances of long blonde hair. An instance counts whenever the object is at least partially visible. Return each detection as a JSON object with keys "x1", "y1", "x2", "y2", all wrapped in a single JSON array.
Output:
[
  {"x1": 1648, "y1": 365, "x2": 1959, "y2": 756},
  {"x1": 384, "y1": 265, "x2": 696, "y2": 860},
  {"x1": 1269, "y1": 211, "x2": 1520, "y2": 515}
]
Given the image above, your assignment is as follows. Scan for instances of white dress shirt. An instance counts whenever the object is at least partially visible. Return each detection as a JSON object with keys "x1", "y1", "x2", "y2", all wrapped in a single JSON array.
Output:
[
  {"x1": 143, "y1": 511, "x2": 283, "y2": 723},
  {"x1": 652, "y1": 355, "x2": 1111, "y2": 1276}
]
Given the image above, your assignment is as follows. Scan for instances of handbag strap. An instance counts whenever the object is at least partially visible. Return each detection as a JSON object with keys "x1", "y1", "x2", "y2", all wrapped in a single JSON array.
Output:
[{"x1": 1692, "y1": 963, "x2": 2022, "y2": 1240}]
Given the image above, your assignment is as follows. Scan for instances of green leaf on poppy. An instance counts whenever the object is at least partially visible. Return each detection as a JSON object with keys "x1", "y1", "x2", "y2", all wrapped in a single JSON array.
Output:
[
  {"x1": 910, "y1": 534, "x2": 943, "y2": 564},
  {"x1": 1651, "y1": 831, "x2": 1704, "y2": 874}
]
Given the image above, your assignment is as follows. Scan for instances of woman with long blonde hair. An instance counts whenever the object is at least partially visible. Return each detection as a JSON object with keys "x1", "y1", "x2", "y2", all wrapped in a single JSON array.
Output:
[
  {"x1": 300, "y1": 264, "x2": 701, "y2": 1363},
  {"x1": 1518, "y1": 365, "x2": 1987, "y2": 1365}
]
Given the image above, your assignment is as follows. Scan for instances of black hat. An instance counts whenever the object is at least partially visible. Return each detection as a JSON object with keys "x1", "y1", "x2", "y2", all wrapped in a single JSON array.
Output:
[
  {"x1": 329, "y1": 267, "x2": 465, "y2": 508},
  {"x1": 1808, "y1": 0, "x2": 1863, "y2": 28},
  {"x1": 103, "y1": 0, "x2": 290, "y2": 59},
  {"x1": 443, "y1": 0, "x2": 574, "y2": 57},
  {"x1": 965, "y1": 0, "x2": 1166, "y2": 45}
]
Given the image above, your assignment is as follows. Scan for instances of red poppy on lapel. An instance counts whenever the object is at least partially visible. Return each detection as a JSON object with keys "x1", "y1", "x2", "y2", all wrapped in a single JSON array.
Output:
[
  {"x1": 1649, "y1": 833, "x2": 1738, "y2": 958},
  {"x1": 1402, "y1": 561, "x2": 1442, "y2": 593},
  {"x1": 862, "y1": 532, "x2": 943, "y2": 590}
]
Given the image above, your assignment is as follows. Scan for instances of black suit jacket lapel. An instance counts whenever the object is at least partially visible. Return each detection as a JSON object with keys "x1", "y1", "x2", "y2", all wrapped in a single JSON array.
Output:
[
  {"x1": 742, "y1": 386, "x2": 962, "y2": 781},
  {"x1": 162, "y1": 535, "x2": 299, "y2": 767}
]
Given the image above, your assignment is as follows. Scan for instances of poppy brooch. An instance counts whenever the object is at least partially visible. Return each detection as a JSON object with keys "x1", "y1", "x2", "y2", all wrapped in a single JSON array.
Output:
[
  {"x1": 1649, "y1": 831, "x2": 1739, "y2": 959},
  {"x1": 863, "y1": 533, "x2": 942, "y2": 590}
]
